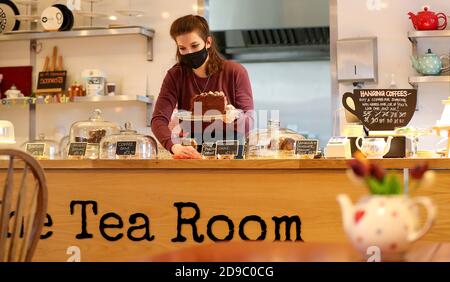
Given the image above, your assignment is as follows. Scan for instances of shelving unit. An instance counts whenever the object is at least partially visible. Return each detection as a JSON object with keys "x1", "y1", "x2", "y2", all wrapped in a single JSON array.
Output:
[
  {"x1": 0, "y1": 26, "x2": 156, "y2": 139},
  {"x1": 408, "y1": 75, "x2": 450, "y2": 88},
  {"x1": 0, "y1": 26, "x2": 155, "y2": 61}
]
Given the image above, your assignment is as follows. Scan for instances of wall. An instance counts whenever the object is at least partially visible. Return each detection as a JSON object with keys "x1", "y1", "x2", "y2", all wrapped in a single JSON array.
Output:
[
  {"x1": 209, "y1": 0, "x2": 332, "y2": 145},
  {"x1": 0, "y1": 0, "x2": 197, "y2": 149},
  {"x1": 337, "y1": 0, "x2": 450, "y2": 150}
]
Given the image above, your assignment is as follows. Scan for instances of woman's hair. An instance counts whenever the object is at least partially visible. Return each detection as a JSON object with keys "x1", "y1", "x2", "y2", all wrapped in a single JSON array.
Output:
[{"x1": 170, "y1": 15, "x2": 224, "y2": 76}]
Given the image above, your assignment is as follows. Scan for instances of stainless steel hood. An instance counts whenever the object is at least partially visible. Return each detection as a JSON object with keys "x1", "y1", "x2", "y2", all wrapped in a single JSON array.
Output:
[{"x1": 207, "y1": 0, "x2": 330, "y2": 62}]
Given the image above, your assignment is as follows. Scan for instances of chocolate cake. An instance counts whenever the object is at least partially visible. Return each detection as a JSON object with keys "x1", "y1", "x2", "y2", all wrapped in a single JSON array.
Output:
[{"x1": 190, "y1": 91, "x2": 227, "y2": 115}]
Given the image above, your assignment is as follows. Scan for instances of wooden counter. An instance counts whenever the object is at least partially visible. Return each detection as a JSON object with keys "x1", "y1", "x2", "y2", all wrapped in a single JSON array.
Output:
[{"x1": 1, "y1": 159, "x2": 449, "y2": 262}]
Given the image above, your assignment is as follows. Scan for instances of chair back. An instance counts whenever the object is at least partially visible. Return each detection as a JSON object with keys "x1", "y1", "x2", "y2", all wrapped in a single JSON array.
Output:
[{"x1": 0, "y1": 149, "x2": 48, "y2": 262}]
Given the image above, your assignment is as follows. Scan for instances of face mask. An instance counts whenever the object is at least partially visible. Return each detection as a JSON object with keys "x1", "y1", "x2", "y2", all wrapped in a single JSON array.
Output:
[{"x1": 180, "y1": 47, "x2": 208, "y2": 69}]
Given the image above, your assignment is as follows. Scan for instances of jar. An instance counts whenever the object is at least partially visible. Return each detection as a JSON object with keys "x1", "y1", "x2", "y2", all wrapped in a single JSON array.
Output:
[
  {"x1": 0, "y1": 120, "x2": 16, "y2": 144},
  {"x1": 68, "y1": 109, "x2": 120, "y2": 159},
  {"x1": 99, "y1": 122, "x2": 158, "y2": 160}
]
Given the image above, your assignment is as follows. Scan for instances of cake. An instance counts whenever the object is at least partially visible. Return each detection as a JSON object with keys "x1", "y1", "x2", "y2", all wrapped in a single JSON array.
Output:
[{"x1": 190, "y1": 91, "x2": 227, "y2": 115}]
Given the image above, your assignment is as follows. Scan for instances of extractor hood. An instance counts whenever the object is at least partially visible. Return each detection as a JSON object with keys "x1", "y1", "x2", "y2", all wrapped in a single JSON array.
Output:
[
  {"x1": 207, "y1": 0, "x2": 330, "y2": 62},
  {"x1": 212, "y1": 27, "x2": 330, "y2": 63}
]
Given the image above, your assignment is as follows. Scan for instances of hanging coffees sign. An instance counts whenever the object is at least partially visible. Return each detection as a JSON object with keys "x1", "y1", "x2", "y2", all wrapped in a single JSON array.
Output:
[{"x1": 342, "y1": 89, "x2": 417, "y2": 131}]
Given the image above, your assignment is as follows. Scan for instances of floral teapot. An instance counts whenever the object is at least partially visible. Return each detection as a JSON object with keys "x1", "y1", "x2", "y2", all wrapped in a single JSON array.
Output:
[
  {"x1": 356, "y1": 136, "x2": 392, "y2": 159},
  {"x1": 408, "y1": 7, "x2": 447, "y2": 30},
  {"x1": 411, "y1": 49, "x2": 450, "y2": 76},
  {"x1": 337, "y1": 194, "x2": 436, "y2": 260}
]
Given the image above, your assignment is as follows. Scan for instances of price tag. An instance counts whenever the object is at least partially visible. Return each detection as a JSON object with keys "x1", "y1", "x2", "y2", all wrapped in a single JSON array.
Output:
[
  {"x1": 201, "y1": 142, "x2": 216, "y2": 158},
  {"x1": 116, "y1": 141, "x2": 137, "y2": 156},
  {"x1": 295, "y1": 140, "x2": 319, "y2": 156},
  {"x1": 26, "y1": 143, "x2": 45, "y2": 157},
  {"x1": 68, "y1": 142, "x2": 87, "y2": 157},
  {"x1": 216, "y1": 140, "x2": 239, "y2": 158}
]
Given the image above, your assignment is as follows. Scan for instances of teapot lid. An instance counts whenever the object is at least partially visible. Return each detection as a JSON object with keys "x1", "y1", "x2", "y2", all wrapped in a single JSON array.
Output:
[{"x1": 419, "y1": 6, "x2": 434, "y2": 14}]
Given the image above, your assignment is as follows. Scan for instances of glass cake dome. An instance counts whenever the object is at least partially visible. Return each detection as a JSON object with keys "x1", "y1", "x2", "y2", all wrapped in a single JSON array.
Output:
[
  {"x1": 99, "y1": 122, "x2": 158, "y2": 160},
  {"x1": 245, "y1": 120, "x2": 306, "y2": 159},
  {"x1": 21, "y1": 133, "x2": 59, "y2": 160},
  {"x1": 0, "y1": 120, "x2": 16, "y2": 145},
  {"x1": 68, "y1": 109, "x2": 120, "y2": 159}
]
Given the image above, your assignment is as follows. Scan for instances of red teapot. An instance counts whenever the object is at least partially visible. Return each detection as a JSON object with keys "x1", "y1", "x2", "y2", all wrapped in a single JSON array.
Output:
[{"x1": 408, "y1": 7, "x2": 447, "y2": 30}]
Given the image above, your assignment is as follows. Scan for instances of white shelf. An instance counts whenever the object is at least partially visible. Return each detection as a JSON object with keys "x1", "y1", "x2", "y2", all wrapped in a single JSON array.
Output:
[
  {"x1": 73, "y1": 95, "x2": 153, "y2": 104},
  {"x1": 0, "y1": 26, "x2": 155, "y2": 61},
  {"x1": 408, "y1": 30, "x2": 450, "y2": 43},
  {"x1": 409, "y1": 75, "x2": 450, "y2": 87}
]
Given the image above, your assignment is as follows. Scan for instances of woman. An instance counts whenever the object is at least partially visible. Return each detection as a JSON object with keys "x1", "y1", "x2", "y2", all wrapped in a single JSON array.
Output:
[{"x1": 151, "y1": 15, "x2": 254, "y2": 158}]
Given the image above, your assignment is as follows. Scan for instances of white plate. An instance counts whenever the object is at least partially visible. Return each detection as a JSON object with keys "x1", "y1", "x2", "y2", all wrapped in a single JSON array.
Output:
[
  {"x1": 174, "y1": 110, "x2": 241, "y2": 122},
  {"x1": 40, "y1": 6, "x2": 64, "y2": 31},
  {"x1": 115, "y1": 9, "x2": 145, "y2": 17},
  {"x1": 0, "y1": 2, "x2": 20, "y2": 33}
]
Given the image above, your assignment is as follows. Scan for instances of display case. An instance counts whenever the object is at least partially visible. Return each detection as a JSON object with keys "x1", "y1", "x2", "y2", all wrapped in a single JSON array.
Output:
[
  {"x1": 21, "y1": 133, "x2": 59, "y2": 160},
  {"x1": 68, "y1": 109, "x2": 120, "y2": 159},
  {"x1": 245, "y1": 120, "x2": 306, "y2": 159},
  {"x1": 99, "y1": 122, "x2": 157, "y2": 160}
]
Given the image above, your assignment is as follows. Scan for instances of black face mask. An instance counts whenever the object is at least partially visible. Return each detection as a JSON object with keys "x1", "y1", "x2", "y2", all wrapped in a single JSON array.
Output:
[{"x1": 180, "y1": 47, "x2": 208, "y2": 69}]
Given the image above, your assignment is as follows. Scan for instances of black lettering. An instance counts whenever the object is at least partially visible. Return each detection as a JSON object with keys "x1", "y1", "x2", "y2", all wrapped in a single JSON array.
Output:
[
  {"x1": 70, "y1": 200, "x2": 97, "y2": 239},
  {"x1": 207, "y1": 215, "x2": 234, "y2": 242},
  {"x1": 40, "y1": 213, "x2": 53, "y2": 239},
  {"x1": 99, "y1": 212, "x2": 123, "y2": 241},
  {"x1": 272, "y1": 216, "x2": 303, "y2": 241},
  {"x1": 127, "y1": 213, "x2": 155, "y2": 242},
  {"x1": 171, "y1": 202, "x2": 204, "y2": 243},
  {"x1": 7, "y1": 211, "x2": 24, "y2": 238},
  {"x1": 239, "y1": 215, "x2": 267, "y2": 241}
]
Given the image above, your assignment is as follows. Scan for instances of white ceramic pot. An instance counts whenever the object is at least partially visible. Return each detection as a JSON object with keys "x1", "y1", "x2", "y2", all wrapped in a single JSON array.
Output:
[{"x1": 356, "y1": 136, "x2": 393, "y2": 158}]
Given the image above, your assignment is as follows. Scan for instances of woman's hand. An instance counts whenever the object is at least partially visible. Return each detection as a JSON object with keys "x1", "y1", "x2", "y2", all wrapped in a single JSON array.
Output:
[
  {"x1": 171, "y1": 144, "x2": 202, "y2": 159},
  {"x1": 224, "y1": 104, "x2": 238, "y2": 124}
]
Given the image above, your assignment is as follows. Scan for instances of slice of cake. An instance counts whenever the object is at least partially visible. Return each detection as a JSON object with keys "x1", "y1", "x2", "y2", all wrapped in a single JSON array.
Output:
[{"x1": 190, "y1": 91, "x2": 227, "y2": 115}]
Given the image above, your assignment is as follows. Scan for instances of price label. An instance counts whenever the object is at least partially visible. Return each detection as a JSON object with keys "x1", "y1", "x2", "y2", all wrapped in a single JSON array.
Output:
[
  {"x1": 201, "y1": 142, "x2": 216, "y2": 158},
  {"x1": 295, "y1": 140, "x2": 319, "y2": 156},
  {"x1": 116, "y1": 141, "x2": 137, "y2": 156},
  {"x1": 68, "y1": 142, "x2": 87, "y2": 157},
  {"x1": 216, "y1": 140, "x2": 239, "y2": 157},
  {"x1": 26, "y1": 143, "x2": 45, "y2": 157}
]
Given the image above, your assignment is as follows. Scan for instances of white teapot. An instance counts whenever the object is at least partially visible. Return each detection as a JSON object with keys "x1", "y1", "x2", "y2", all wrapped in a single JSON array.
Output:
[
  {"x1": 337, "y1": 194, "x2": 436, "y2": 261},
  {"x1": 5, "y1": 85, "x2": 24, "y2": 99},
  {"x1": 356, "y1": 136, "x2": 393, "y2": 158}
]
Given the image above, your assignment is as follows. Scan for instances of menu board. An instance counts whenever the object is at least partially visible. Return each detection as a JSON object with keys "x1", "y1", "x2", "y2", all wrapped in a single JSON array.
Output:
[
  {"x1": 201, "y1": 142, "x2": 216, "y2": 157},
  {"x1": 26, "y1": 143, "x2": 45, "y2": 157},
  {"x1": 36, "y1": 71, "x2": 67, "y2": 94},
  {"x1": 216, "y1": 140, "x2": 239, "y2": 157},
  {"x1": 342, "y1": 89, "x2": 417, "y2": 131},
  {"x1": 68, "y1": 142, "x2": 87, "y2": 156},
  {"x1": 295, "y1": 140, "x2": 319, "y2": 156},
  {"x1": 116, "y1": 141, "x2": 137, "y2": 156}
]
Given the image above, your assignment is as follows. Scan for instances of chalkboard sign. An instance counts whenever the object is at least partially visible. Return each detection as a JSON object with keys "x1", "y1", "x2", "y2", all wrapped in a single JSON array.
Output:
[
  {"x1": 26, "y1": 143, "x2": 45, "y2": 157},
  {"x1": 201, "y1": 142, "x2": 216, "y2": 157},
  {"x1": 295, "y1": 140, "x2": 319, "y2": 156},
  {"x1": 116, "y1": 141, "x2": 137, "y2": 156},
  {"x1": 36, "y1": 71, "x2": 67, "y2": 94},
  {"x1": 342, "y1": 89, "x2": 417, "y2": 131},
  {"x1": 68, "y1": 142, "x2": 87, "y2": 156},
  {"x1": 216, "y1": 140, "x2": 239, "y2": 157}
]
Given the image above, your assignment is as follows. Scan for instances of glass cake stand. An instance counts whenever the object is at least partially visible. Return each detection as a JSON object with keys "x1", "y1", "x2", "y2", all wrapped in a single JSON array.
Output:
[{"x1": 394, "y1": 127, "x2": 433, "y2": 158}]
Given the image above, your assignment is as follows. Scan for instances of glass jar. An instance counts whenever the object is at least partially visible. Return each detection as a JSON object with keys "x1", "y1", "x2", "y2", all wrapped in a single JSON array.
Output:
[
  {"x1": 0, "y1": 120, "x2": 15, "y2": 144},
  {"x1": 68, "y1": 109, "x2": 120, "y2": 159},
  {"x1": 245, "y1": 120, "x2": 305, "y2": 159},
  {"x1": 21, "y1": 133, "x2": 59, "y2": 160},
  {"x1": 99, "y1": 122, "x2": 158, "y2": 160}
]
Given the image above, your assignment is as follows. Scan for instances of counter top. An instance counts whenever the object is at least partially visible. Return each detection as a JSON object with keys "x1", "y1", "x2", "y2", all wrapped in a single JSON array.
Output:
[{"x1": 1, "y1": 158, "x2": 450, "y2": 170}]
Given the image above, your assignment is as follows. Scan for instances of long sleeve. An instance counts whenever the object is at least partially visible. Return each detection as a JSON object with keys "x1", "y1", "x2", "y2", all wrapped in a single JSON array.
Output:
[
  {"x1": 233, "y1": 64, "x2": 255, "y2": 136},
  {"x1": 151, "y1": 71, "x2": 180, "y2": 152}
]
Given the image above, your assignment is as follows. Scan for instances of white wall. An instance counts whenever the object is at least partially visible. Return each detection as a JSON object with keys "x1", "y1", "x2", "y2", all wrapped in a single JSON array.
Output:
[
  {"x1": 0, "y1": 0, "x2": 197, "y2": 149},
  {"x1": 337, "y1": 0, "x2": 450, "y2": 150}
]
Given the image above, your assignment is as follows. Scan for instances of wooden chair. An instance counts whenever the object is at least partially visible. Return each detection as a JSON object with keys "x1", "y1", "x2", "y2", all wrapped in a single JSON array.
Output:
[{"x1": 0, "y1": 149, "x2": 48, "y2": 262}]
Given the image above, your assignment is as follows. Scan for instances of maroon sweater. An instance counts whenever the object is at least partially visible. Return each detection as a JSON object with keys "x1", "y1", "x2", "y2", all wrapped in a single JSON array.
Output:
[{"x1": 151, "y1": 60, "x2": 254, "y2": 152}]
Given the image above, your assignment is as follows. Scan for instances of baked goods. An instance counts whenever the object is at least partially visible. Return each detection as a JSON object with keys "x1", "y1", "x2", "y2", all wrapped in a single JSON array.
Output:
[
  {"x1": 181, "y1": 138, "x2": 198, "y2": 150},
  {"x1": 279, "y1": 137, "x2": 296, "y2": 151},
  {"x1": 190, "y1": 91, "x2": 227, "y2": 115}
]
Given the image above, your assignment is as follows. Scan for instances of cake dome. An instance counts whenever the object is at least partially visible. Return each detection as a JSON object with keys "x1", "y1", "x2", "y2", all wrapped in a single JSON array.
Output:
[{"x1": 0, "y1": 120, "x2": 16, "y2": 144}]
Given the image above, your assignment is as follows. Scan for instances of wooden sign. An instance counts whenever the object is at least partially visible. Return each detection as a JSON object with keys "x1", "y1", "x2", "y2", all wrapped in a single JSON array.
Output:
[
  {"x1": 295, "y1": 140, "x2": 319, "y2": 156},
  {"x1": 216, "y1": 140, "x2": 239, "y2": 157},
  {"x1": 68, "y1": 142, "x2": 87, "y2": 156},
  {"x1": 342, "y1": 89, "x2": 417, "y2": 131},
  {"x1": 26, "y1": 143, "x2": 45, "y2": 157},
  {"x1": 116, "y1": 141, "x2": 137, "y2": 156},
  {"x1": 201, "y1": 142, "x2": 216, "y2": 158},
  {"x1": 36, "y1": 71, "x2": 67, "y2": 94}
]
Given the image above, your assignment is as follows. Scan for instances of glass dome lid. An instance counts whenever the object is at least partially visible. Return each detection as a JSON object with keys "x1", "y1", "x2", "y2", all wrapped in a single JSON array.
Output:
[
  {"x1": 21, "y1": 133, "x2": 59, "y2": 160},
  {"x1": 0, "y1": 120, "x2": 16, "y2": 144},
  {"x1": 69, "y1": 109, "x2": 120, "y2": 144},
  {"x1": 99, "y1": 122, "x2": 158, "y2": 160},
  {"x1": 245, "y1": 120, "x2": 306, "y2": 159}
]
